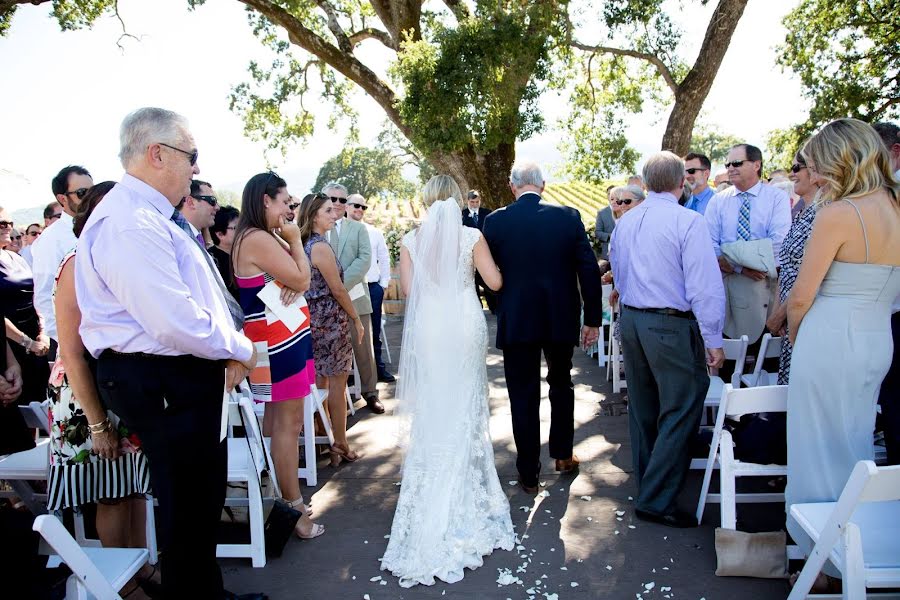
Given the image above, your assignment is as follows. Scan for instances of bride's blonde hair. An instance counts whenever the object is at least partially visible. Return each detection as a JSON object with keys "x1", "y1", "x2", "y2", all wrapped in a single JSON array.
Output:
[{"x1": 422, "y1": 175, "x2": 463, "y2": 209}]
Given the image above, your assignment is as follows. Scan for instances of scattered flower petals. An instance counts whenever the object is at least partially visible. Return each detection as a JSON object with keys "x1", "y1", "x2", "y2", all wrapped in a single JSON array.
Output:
[
  {"x1": 628, "y1": 525, "x2": 636, "y2": 529},
  {"x1": 509, "y1": 481, "x2": 518, "y2": 485},
  {"x1": 570, "y1": 582, "x2": 579, "y2": 587},
  {"x1": 539, "y1": 490, "x2": 550, "y2": 498},
  {"x1": 496, "y1": 569, "x2": 522, "y2": 586},
  {"x1": 560, "y1": 566, "x2": 568, "y2": 571},
  {"x1": 380, "y1": 580, "x2": 387, "y2": 586},
  {"x1": 369, "y1": 576, "x2": 382, "y2": 582},
  {"x1": 606, "y1": 565, "x2": 613, "y2": 570},
  {"x1": 644, "y1": 582, "x2": 655, "y2": 591},
  {"x1": 580, "y1": 495, "x2": 592, "y2": 501},
  {"x1": 616, "y1": 510, "x2": 626, "y2": 516}
]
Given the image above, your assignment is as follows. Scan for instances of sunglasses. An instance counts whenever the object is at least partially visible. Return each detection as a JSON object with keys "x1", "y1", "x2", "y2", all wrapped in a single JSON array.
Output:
[
  {"x1": 790, "y1": 163, "x2": 807, "y2": 173},
  {"x1": 12, "y1": 235, "x2": 21, "y2": 240},
  {"x1": 724, "y1": 160, "x2": 750, "y2": 168},
  {"x1": 685, "y1": 168, "x2": 707, "y2": 175},
  {"x1": 350, "y1": 203, "x2": 367, "y2": 211},
  {"x1": 329, "y1": 196, "x2": 348, "y2": 204},
  {"x1": 65, "y1": 187, "x2": 90, "y2": 200},
  {"x1": 0, "y1": 221, "x2": 14, "y2": 229},
  {"x1": 614, "y1": 199, "x2": 633, "y2": 206},
  {"x1": 159, "y1": 142, "x2": 198, "y2": 166},
  {"x1": 192, "y1": 195, "x2": 218, "y2": 206},
  {"x1": 49, "y1": 213, "x2": 62, "y2": 221},
  {"x1": 288, "y1": 203, "x2": 299, "y2": 211}
]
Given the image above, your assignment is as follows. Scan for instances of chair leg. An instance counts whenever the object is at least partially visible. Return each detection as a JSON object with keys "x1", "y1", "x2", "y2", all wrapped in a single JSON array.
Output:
[
  {"x1": 695, "y1": 428, "x2": 722, "y2": 524},
  {"x1": 719, "y1": 431, "x2": 737, "y2": 530},
  {"x1": 145, "y1": 496, "x2": 158, "y2": 565},
  {"x1": 248, "y1": 474, "x2": 266, "y2": 568},
  {"x1": 314, "y1": 392, "x2": 336, "y2": 447},
  {"x1": 300, "y1": 396, "x2": 317, "y2": 487},
  {"x1": 841, "y1": 522, "x2": 865, "y2": 600}
]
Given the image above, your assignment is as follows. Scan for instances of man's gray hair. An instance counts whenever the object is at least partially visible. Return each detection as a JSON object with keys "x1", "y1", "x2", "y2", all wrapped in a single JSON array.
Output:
[
  {"x1": 616, "y1": 184, "x2": 646, "y2": 202},
  {"x1": 322, "y1": 182, "x2": 348, "y2": 195},
  {"x1": 642, "y1": 151, "x2": 685, "y2": 193},
  {"x1": 119, "y1": 107, "x2": 190, "y2": 169},
  {"x1": 509, "y1": 161, "x2": 544, "y2": 188}
]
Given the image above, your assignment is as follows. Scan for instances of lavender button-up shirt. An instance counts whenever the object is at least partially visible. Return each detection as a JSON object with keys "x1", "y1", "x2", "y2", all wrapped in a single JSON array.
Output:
[
  {"x1": 609, "y1": 192, "x2": 725, "y2": 348},
  {"x1": 75, "y1": 174, "x2": 253, "y2": 362}
]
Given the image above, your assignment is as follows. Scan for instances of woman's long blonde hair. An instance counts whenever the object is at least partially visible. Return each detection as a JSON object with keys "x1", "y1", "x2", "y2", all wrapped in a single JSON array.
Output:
[
  {"x1": 422, "y1": 175, "x2": 463, "y2": 209},
  {"x1": 801, "y1": 118, "x2": 900, "y2": 207}
]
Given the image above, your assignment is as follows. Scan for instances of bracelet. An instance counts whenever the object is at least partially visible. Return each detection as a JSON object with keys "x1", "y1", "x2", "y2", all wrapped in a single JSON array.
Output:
[
  {"x1": 88, "y1": 418, "x2": 112, "y2": 434},
  {"x1": 20, "y1": 335, "x2": 33, "y2": 351}
]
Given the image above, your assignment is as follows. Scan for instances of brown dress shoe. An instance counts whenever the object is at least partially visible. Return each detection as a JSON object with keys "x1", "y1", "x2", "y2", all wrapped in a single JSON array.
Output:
[
  {"x1": 364, "y1": 394, "x2": 385, "y2": 414},
  {"x1": 555, "y1": 455, "x2": 580, "y2": 473}
]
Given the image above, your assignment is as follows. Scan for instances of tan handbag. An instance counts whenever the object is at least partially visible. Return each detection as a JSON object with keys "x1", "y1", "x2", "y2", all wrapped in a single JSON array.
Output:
[{"x1": 714, "y1": 528, "x2": 788, "y2": 578}]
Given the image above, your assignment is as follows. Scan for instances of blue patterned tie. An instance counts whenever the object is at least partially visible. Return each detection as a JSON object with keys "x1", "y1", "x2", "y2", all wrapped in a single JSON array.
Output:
[
  {"x1": 736, "y1": 192, "x2": 752, "y2": 241},
  {"x1": 171, "y1": 209, "x2": 244, "y2": 329}
]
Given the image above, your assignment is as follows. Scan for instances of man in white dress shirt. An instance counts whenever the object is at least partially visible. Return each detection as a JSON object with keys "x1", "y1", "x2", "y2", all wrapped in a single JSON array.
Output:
[
  {"x1": 31, "y1": 165, "x2": 92, "y2": 352},
  {"x1": 347, "y1": 194, "x2": 395, "y2": 382},
  {"x1": 177, "y1": 179, "x2": 219, "y2": 247},
  {"x1": 705, "y1": 143, "x2": 791, "y2": 346}
]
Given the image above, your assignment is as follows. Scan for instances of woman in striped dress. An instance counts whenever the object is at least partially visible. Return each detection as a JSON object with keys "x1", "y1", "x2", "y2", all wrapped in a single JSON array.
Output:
[
  {"x1": 232, "y1": 172, "x2": 323, "y2": 540},
  {"x1": 48, "y1": 182, "x2": 154, "y2": 593}
]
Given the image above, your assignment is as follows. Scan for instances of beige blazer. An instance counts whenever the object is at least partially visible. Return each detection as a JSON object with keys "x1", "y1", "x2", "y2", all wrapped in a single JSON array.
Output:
[
  {"x1": 329, "y1": 218, "x2": 373, "y2": 315},
  {"x1": 723, "y1": 273, "x2": 775, "y2": 344}
]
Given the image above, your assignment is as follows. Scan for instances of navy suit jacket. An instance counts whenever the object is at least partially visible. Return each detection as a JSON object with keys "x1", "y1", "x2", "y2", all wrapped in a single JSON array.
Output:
[
  {"x1": 462, "y1": 207, "x2": 492, "y2": 231},
  {"x1": 482, "y1": 192, "x2": 603, "y2": 349}
]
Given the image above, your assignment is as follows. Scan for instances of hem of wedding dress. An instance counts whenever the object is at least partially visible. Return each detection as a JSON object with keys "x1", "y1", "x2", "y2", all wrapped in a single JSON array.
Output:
[{"x1": 380, "y1": 534, "x2": 516, "y2": 589}]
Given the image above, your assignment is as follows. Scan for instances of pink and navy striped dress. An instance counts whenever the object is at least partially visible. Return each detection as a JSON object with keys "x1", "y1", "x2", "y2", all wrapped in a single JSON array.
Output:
[{"x1": 236, "y1": 271, "x2": 316, "y2": 402}]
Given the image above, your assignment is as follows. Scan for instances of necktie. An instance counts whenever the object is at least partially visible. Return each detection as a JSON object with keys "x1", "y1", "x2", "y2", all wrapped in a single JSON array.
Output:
[
  {"x1": 472, "y1": 211, "x2": 478, "y2": 225},
  {"x1": 195, "y1": 231, "x2": 205, "y2": 248},
  {"x1": 736, "y1": 192, "x2": 752, "y2": 241},
  {"x1": 171, "y1": 209, "x2": 244, "y2": 329}
]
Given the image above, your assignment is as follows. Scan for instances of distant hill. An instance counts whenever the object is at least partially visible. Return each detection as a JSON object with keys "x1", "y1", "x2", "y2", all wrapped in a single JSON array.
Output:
[
  {"x1": 11, "y1": 206, "x2": 47, "y2": 230},
  {"x1": 543, "y1": 181, "x2": 617, "y2": 225}
]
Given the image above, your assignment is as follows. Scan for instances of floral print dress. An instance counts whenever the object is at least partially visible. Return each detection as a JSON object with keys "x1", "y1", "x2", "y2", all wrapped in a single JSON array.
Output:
[{"x1": 47, "y1": 251, "x2": 151, "y2": 510}]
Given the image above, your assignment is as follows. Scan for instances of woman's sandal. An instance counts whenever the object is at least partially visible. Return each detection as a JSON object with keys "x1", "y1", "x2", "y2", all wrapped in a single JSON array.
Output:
[
  {"x1": 285, "y1": 498, "x2": 325, "y2": 540},
  {"x1": 329, "y1": 442, "x2": 360, "y2": 467},
  {"x1": 284, "y1": 496, "x2": 313, "y2": 517}
]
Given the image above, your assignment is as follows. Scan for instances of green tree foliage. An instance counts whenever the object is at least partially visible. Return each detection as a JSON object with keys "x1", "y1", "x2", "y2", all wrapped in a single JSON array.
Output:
[
  {"x1": 689, "y1": 123, "x2": 742, "y2": 165},
  {"x1": 313, "y1": 147, "x2": 416, "y2": 201},
  {"x1": 772, "y1": 0, "x2": 899, "y2": 166}
]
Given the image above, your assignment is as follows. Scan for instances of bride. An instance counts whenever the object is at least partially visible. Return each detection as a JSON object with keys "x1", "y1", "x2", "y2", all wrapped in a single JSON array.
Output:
[{"x1": 380, "y1": 175, "x2": 515, "y2": 587}]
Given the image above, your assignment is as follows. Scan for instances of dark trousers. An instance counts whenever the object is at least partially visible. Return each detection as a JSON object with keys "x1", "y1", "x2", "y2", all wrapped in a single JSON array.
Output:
[
  {"x1": 503, "y1": 343, "x2": 575, "y2": 487},
  {"x1": 879, "y1": 312, "x2": 900, "y2": 465},
  {"x1": 619, "y1": 308, "x2": 709, "y2": 516},
  {"x1": 368, "y1": 282, "x2": 387, "y2": 373},
  {"x1": 96, "y1": 352, "x2": 227, "y2": 599}
]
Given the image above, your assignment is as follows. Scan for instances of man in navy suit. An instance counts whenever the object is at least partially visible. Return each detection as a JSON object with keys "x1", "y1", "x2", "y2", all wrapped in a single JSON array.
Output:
[{"x1": 483, "y1": 162, "x2": 603, "y2": 493}]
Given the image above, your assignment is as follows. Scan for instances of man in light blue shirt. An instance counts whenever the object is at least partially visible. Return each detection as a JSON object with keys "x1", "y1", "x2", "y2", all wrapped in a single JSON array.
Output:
[
  {"x1": 705, "y1": 143, "x2": 791, "y2": 344},
  {"x1": 683, "y1": 152, "x2": 714, "y2": 215},
  {"x1": 610, "y1": 151, "x2": 725, "y2": 528}
]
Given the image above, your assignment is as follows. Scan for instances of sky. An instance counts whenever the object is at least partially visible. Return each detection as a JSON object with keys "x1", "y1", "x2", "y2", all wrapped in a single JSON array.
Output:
[{"x1": 0, "y1": 0, "x2": 807, "y2": 211}]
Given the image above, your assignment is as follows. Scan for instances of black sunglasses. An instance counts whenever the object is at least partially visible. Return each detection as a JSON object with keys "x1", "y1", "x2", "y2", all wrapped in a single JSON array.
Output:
[
  {"x1": 0, "y1": 221, "x2": 14, "y2": 229},
  {"x1": 329, "y1": 196, "x2": 348, "y2": 204},
  {"x1": 192, "y1": 195, "x2": 218, "y2": 206},
  {"x1": 350, "y1": 203, "x2": 367, "y2": 211},
  {"x1": 614, "y1": 199, "x2": 633, "y2": 206},
  {"x1": 159, "y1": 142, "x2": 198, "y2": 166},
  {"x1": 65, "y1": 187, "x2": 90, "y2": 200},
  {"x1": 288, "y1": 203, "x2": 300, "y2": 211},
  {"x1": 724, "y1": 160, "x2": 749, "y2": 168},
  {"x1": 790, "y1": 163, "x2": 807, "y2": 174},
  {"x1": 685, "y1": 168, "x2": 707, "y2": 175}
]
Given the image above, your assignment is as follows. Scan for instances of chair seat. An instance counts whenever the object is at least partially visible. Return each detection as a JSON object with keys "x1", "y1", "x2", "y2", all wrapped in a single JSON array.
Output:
[
  {"x1": 80, "y1": 547, "x2": 150, "y2": 590},
  {"x1": 730, "y1": 460, "x2": 787, "y2": 476},
  {"x1": 227, "y1": 438, "x2": 254, "y2": 481},
  {"x1": 704, "y1": 376, "x2": 724, "y2": 405},
  {"x1": 0, "y1": 439, "x2": 49, "y2": 479},
  {"x1": 791, "y1": 500, "x2": 900, "y2": 576}
]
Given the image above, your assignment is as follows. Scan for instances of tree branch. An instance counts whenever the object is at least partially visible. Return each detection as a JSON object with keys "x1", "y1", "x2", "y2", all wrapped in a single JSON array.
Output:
[
  {"x1": 112, "y1": 0, "x2": 140, "y2": 51},
  {"x1": 441, "y1": 0, "x2": 469, "y2": 21},
  {"x1": 314, "y1": 0, "x2": 352, "y2": 54},
  {"x1": 348, "y1": 27, "x2": 395, "y2": 50},
  {"x1": 571, "y1": 41, "x2": 678, "y2": 93}
]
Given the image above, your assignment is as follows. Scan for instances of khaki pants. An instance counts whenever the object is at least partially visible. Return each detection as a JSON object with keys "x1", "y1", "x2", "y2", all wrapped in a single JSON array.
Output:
[{"x1": 349, "y1": 313, "x2": 377, "y2": 396}]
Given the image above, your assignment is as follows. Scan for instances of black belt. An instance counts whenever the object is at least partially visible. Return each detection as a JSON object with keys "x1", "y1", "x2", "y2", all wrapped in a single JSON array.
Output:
[
  {"x1": 624, "y1": 305, "x2": 695, "y2": 320},
  {"x1": 99, "y1": 349, "x2": 216, "y2": 362}
]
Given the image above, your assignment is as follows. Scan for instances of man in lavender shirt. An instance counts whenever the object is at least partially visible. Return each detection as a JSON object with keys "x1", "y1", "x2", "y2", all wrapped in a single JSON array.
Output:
[
  {"x1": 76, "y1": 108, "x2": 262, "y2": 600},
  {"x1": 610, "y1": 151, "x2": 725, "y2": 528}
]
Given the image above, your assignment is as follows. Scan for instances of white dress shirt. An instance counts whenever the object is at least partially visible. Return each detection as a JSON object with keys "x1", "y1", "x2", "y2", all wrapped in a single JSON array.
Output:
[
  {"x1": 704, "y1": 181, "x2": 792, "y2": 269},
  {"x1": 364, "y1": 223, "x2": 391, "y2": 287},
  {"x1": 30, "y1": 211, "x2": 77, "y2": 341},
  {"x1": 75, "y1": 174, "x2": 252, "y2": 362}
]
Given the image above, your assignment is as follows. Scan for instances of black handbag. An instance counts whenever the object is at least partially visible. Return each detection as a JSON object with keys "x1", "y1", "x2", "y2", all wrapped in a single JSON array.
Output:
[{"x1": 236, "y1": 395, "x2": 301, "y2": 558}]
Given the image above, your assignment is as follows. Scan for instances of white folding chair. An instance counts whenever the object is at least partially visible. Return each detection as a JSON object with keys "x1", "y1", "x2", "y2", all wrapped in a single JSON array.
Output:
[
  {"x1": 33, "y1": 514, "x2": 150, "y2": 600},
  {"x1": 0, "y1": 439, "x2": 50, "y2": 515},
  {"x1": 299, "y1": 387, "x2": 336, "y2": 487},
  {"x1": 219, "y1": 395, "x2": 271, "y2": 567},
  {"x1": 19, "y1": 400, "x2": 51, "y2": 437},
  {"x1": 695, "y1": 384, "x2": 788, "y2": 527},
  {"x1": 597, "y1": 284, "x2": 613, "y2": 368},
  {"x1": 605, "y1": 305, "x2": 627, "y2": 394},
  {"x1": 740, "y1": 333, "x2": 782, "y2": 388},
  {"x1": 381, "y1": 317, "x2": 392, "y2": 364},
  {"x1": 346, "y1": 353, "x2": 360, "y2": 415},
  {"x1": 703, "y1": 335, "x2": 749, "y2": 424},
  {"x1": 788, "y1": 461, "x2": 900, "y2": 600}
]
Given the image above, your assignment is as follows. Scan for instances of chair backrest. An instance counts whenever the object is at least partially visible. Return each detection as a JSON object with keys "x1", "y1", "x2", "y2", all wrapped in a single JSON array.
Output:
[
  {"x1": 719, "y1": 335, "x2": 749, "y2": 387},
  {"x1": 236, "y1": 395, "x2": 281, "y2": 498},
  {"x1": 32, "y1": 515, "x2": 120, "y2": 598},
  {"x1": 854, "y1": 461, "x2": 900, "y2": 504},
  {"x1": 721, "y1": 384, "x2": 788, "y2": 420},
  {"x1": 747, "y1": 334, "x2": 783, "y2": 385},
  {"x1": 19, "y1": 401, "x2": 50, "y2": 434}
]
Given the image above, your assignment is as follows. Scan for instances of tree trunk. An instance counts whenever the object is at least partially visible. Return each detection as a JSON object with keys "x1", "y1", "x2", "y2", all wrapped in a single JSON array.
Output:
[
  {"x1": 429, "y1": 144, "x2": 516, "y2": 210},
  {"x1": 660, "y1": 0, "x2": 749, "y2": 154}
]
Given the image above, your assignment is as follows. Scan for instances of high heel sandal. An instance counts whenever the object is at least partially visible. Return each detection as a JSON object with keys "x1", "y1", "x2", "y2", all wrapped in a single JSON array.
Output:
[
  {"x1": 284, "y1": 496, "x2": 313, "y2": 517},
  {"x1": 329, "y1": 442, "x2": 360, "y2": 467},
  {"x1": 285, "y1": 498, "x2": 325, "y2": 540}
]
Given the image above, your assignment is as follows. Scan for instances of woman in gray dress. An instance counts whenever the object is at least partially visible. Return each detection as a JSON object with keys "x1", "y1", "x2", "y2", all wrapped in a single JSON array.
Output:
[{"x1": 786, "y1": 119, "x2": 900, "y2": 580}]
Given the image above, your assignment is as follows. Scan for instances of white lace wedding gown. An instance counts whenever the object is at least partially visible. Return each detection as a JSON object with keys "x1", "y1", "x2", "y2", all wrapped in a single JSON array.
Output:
[{"x1": 380, "y1": 223, "x2": 515, "y2": 588}]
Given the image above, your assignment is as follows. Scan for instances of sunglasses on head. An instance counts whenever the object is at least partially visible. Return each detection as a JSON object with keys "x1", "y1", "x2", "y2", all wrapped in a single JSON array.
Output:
[
  {"x1": 65, "y1": 187, "x2": 90, "y2": 200},
  {"x1": 685, "y1": 168, "x2": 707, "y2": 175},
  {"x1": 159, "y1": 142, "x2": 198, "y2": 166},
  {"x1": 790, "y1": 163, "x2": 807, "y2": 173},
  {"x1": 192, "y1": 195, "x2": 218, "y2": 206},
  {"x1": 0, "y1": 221, "x2": 14, "y2": 229},
  {"x1": 724, "y1": 160, "x2": 749, "y2": 169},
  {"x1": 615, "y1": 199, "x2": 633, "y2": 206},
  {"x1": 329, "y1": 196, "x2": 348, "y2": 204},
  {"x1": 350, "y1": 203, "x2": 367, "y2": 211}
]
